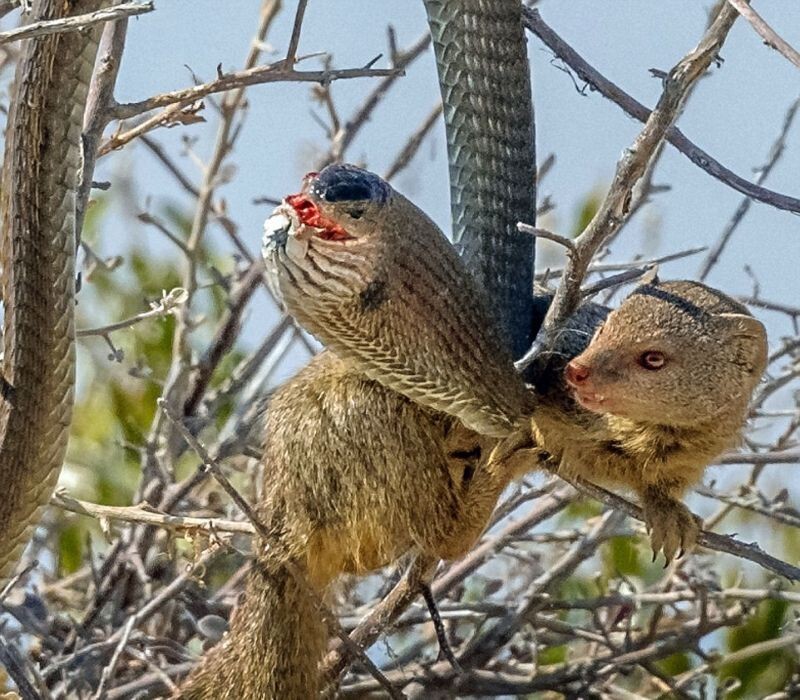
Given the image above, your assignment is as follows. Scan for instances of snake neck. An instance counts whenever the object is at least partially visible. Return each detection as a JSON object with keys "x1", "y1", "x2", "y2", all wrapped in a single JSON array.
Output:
[{"x1": 424, "y1": 0, "x2": 537, "y2": 358}]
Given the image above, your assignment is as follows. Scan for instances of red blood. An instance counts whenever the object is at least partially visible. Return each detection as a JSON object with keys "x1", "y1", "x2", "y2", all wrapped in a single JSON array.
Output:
[{"x1": 285, "y1": 193, "x2": 352, "y2": 241}]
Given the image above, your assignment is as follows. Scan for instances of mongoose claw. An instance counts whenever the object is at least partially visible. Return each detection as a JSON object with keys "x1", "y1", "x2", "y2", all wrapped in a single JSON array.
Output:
[{"x1": 642, "y1": 491, "x2": 701, "y2": 564}]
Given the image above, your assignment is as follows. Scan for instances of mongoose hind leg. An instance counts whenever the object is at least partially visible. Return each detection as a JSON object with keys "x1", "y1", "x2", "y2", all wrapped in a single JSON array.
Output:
[{"x1": 642, "y1": 487, "x2": 702, "y2": 563}]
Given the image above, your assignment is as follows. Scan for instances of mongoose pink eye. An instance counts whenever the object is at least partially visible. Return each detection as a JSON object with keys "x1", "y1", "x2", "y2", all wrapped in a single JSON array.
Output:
[{"x1": 638, "y1": 351, "x2": 666, "y2": 371}]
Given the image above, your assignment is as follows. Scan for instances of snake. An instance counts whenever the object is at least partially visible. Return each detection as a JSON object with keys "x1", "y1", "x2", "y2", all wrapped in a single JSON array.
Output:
[
  {"x1": 263, "y1": 0, "x2": 538, "y2": 435},
  {"x1": 0, "y1": 0, "x2": 107, "y2": 583},
  {"x1": 263, "y1": 164, "x2": 534, "y2": 437},
  {"x1": 0, "y1": 0, "x2": 536, "y2": 584}
]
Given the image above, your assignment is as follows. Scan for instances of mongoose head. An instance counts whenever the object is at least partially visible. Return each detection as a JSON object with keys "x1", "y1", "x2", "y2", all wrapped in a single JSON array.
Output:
[{"x1": 564, "y1": 280, "x2": 767, "y2": 427}]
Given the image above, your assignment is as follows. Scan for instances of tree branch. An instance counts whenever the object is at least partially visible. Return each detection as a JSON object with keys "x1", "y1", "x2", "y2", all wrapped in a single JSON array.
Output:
[
  {"x1": 0, "y1": 1, "x2": 152, "y2": 46},
  {"x1": 523, "y1": 7, "x2": 800, "y2": 216},
  {"x1": 519, "y1": 2, "x2": 742, "y2": 370},
  {"x1": 727, "y1": 0, "x2": 800, "y2": 71}
]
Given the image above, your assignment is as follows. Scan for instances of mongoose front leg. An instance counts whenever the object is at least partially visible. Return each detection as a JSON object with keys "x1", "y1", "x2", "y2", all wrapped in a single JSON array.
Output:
[{"x1": 641, "y1": 486, "x2": 702, "y2": 563}]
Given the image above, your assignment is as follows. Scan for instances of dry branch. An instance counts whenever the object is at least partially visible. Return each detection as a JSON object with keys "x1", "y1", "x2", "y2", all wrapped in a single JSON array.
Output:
[
  {"x1": 523, "y1": 7, "x2": 800, "y2": 215},
  {"x1": 0, "y1": 1, "x2": 151, "y2": 45},
  {"x1": 727, "y1": 0, "x2": 800, "y2": 70},
  {"x1": 520, "y1": 2, "x2": 742, "y2": 368}
]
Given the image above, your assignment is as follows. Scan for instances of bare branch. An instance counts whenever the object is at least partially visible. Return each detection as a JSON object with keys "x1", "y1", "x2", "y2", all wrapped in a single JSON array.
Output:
[
  {"x1": 519, "y1": 2, "x2": 742, "y2": 371},
  {"x1": 699, "y1": 96, "x2": 800, "y2": 280},
  {"x1": 111, "y1": 62, "x2": 401, "y2": 121},
  {"x1": 0, "y1": 1, "x2": 152, "y2": 46},
  {"x1": 523, "y1": 7, "x2": 800, "y2": 215},
  {"x1": 383, "y1": 102, "x2": 442, "y2": 181},
  {"x1": 284, "y1": 0, "x2": 308, "y2": 64},
  {"x1": 563, "y1": 474, "x2": 800, "y2": 581},
  {"x1": 76, "y1": 287, "x2": 187, "y2": 338},
  {"x1": 727, "y1": 0, "x2": 800, "y2": 71},
  {"x1": 51, "y1": 491, "x2": 256, "y2": 536}
]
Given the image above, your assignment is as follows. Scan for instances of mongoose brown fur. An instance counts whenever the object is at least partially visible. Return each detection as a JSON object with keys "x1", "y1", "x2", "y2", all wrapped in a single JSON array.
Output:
[
  {"x1": 178, "y1": 165, "x2": 768, "y2": 697},
  {"x1": 523, "y1": 280, "x2": 768, "y2": 561}
]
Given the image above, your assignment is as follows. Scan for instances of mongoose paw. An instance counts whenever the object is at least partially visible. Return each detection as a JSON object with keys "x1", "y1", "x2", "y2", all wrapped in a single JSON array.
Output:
[{"x1": 642, "y1": 492, "x2": 701, "y2": 564}]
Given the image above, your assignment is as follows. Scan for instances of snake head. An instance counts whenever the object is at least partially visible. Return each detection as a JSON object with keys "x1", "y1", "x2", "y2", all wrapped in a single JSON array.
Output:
[
  {"x1": 262, "y1": 164, "x2": 397, "y2": 313},
  {"x1": 263, "y1": 164, "x2": 391, "y2": 258}
]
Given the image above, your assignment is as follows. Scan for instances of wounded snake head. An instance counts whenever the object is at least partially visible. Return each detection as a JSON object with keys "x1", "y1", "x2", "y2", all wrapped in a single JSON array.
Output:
[
  {"x1": 261, "y1": 163, "x2": 533, "y2": 437},
  {"x1": 263, "y1": 164, "x2": 390, "y2": 254},
  {"x1": 262, "y1": 164, "x2": 395, "y2": 304}
]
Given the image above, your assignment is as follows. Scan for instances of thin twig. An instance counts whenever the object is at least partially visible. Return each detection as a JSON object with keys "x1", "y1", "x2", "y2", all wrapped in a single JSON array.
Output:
[
  {"x1": 51, "y1": 491, "x2": 256, "y2": 535},
  {"x1": 699, "y1": 96, "x2": 800, "y2": 280},
  {"x1": 0, "y1": 1, "x2": 151, "y2": 45},
  {"x1": 92, "y1": 617, "x2": 135, "y2": 700},
  {"x1": 111, "y1": 62, "x2": 401, "y2": 121},
  {"x1": 76, "y1": 10, "x2": 130, "y2": 252},
  {"x1": 384, "y1": 102, "x2": 443, "y2": 181},
  {"x1": 563, "y1": 474, "x2": 800, "y2": 581},
  {"x1": 726, "y1": 0, "x2": 800, "y2": 71},
  {"x1": 284, "y1": 0, "x2": 308, "y2": 64},
  {"x1": 0, "y1": 635, "x2": 41, "y2": 700},
  {"x1": 76, "y1": 287, "x2": 187, "y2": 337},
  {"x1": 518, "y1": 222, "x2": 576, "y2": 252},
  {"x1": 523, "y1": 7, "x2": 800, "y2": 215}
]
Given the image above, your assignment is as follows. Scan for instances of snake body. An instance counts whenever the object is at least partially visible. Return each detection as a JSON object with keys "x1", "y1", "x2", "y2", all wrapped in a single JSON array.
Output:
[
  {"x1": 264, "y1": 0, "x2": 537, "y2": 435},
  {"x1": 263, "y1": 165, "x2": 533, "y2": 437},
  {"x1": 0, "y1": 0, "x2": 106, "y2": 583},
  {"x1": 424, "y1": 0, "x2": 536, "y2": 359}
]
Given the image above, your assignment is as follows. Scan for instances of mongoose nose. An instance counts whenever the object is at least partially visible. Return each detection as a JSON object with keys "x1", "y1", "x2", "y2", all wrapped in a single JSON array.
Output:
[{"x1": 565, "y1": 361, "x2": 591, "y2": 387}]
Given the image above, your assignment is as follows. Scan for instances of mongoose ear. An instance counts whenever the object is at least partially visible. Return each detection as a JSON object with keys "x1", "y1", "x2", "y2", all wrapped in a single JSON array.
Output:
[{"x1": 718, "y1": 313, "x2": 768, "y2": 375}]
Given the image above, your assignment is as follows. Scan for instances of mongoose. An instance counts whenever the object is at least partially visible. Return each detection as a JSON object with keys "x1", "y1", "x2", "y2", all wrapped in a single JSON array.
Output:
[
  {"x1": 523, "y1": 280, "x2": 768, "y2": 561},
  {"x1": 176, "y1": 166, "x2": 526, "y2": 698},
  {"x1": 179, "y1": 166, "x2": 767, "y2": 697}
]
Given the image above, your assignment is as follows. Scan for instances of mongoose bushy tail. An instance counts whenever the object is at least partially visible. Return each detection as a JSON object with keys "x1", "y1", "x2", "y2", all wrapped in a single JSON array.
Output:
[
  {"x1": 176, "y1": 350, "x2": 510, "y2": 697},
  {"x1": 176, "y1": 556, "x2": 326, "y2": 699}
]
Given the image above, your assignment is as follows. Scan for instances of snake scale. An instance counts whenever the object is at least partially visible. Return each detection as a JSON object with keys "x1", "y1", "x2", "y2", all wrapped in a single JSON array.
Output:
[
  {"x1": 0, "y1": 0, "x2": 107, "y2": 583},
  {"x1": 424, "y1": 0, "x2": 536, "y2": 359}
]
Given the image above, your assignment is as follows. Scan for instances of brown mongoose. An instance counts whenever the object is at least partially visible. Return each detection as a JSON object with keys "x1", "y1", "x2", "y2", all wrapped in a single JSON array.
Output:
[
  {"x1": 178, "y1": 166, "x2": 768, "y2": 697},
  {"x1": 523, "y1": 280, "x2": 768, "y2": 561},
  {"x1": 176, "y1": 166, "x2": 526, "y2": 698}
]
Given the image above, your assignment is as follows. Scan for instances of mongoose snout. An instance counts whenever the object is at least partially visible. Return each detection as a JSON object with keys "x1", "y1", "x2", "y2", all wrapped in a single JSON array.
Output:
[
  {"x1": 564, "y1": 360, "x2": 590, "y2": 387},
  {"x1": 563, "y1": 360, "x2": 607, "y2": 412}
]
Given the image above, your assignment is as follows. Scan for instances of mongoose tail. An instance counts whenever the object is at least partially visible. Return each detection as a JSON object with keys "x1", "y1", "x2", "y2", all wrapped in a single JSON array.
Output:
[{"x1": 176, "y1": 556, "x2": 326, "y2": 700}]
